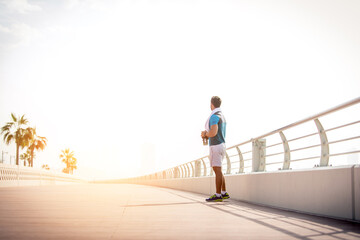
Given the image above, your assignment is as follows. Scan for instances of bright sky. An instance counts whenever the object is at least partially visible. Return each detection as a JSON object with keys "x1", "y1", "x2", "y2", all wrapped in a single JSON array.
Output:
[{"x1": 0, "y1": 0, "x2": 359, "y2": 180}]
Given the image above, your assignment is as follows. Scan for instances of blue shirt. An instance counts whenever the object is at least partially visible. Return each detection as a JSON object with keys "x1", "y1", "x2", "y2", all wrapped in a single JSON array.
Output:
[{"x1": 209, "y1": 111, "x2": 226, "y2": 146}]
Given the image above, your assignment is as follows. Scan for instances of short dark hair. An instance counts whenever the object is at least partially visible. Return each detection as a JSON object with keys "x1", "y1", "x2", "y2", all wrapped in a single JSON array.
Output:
[{"x1": 211, "y1": 96, "x2": 222, "y2": 108}]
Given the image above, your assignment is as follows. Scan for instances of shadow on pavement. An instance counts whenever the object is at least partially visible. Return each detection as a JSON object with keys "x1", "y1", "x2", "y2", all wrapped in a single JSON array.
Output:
[{"x1": 157, "y1": 187, "x2": 360, "y2": 240}]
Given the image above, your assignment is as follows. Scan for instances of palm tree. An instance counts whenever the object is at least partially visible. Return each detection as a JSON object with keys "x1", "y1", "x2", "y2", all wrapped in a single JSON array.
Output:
[
  {"x1": 20, "y1": 150, "x2": 31, "y2": 166},
  {"x1": 70, "y1": 159, "x2": 77, "y2": 174},
  {"x1": 1, "y1": 114, "x2": 32, "y2": 165},
  {"x1": 27, "y1": 128, "x2": 47, "y2": 167},
  {"x1": 60, "y1": 149, "x2": 77, "y2": 174},
  {"x1": 42, "y1": 164, "x2": 50, "y2": 170}
]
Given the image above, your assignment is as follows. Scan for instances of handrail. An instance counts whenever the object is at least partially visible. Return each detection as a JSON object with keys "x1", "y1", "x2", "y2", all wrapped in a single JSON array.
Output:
[
  {"x1": 227, "y1": 96, "x2": 360, "y2": 150},
  {"x1": 131, "y1": 97, "x2": 360, "y2": 180}
]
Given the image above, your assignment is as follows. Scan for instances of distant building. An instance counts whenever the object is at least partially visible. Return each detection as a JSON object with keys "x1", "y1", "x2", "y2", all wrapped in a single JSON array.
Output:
[{"x1": 141, "y1": 143, "x2": 156, "y2": 175}]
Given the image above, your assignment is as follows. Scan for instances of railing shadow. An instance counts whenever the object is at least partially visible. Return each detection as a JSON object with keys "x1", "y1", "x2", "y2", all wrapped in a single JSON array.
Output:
[{"x1": 158, "y1": 187, "x2": 360, "y2": 240}]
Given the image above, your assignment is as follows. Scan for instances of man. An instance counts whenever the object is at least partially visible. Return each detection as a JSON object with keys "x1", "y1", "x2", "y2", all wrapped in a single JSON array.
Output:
[{"x1": 201, "y1": 96, "x2": 230, "y2": 202}]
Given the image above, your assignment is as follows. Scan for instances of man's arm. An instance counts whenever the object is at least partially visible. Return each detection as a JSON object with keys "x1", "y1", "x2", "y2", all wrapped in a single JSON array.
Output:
[{"x1": 204, "y1": 124, "x2": 218, "y2": 138}]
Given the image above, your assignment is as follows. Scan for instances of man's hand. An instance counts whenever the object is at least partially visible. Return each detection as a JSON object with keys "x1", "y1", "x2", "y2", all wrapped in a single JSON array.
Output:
[{"x1": 201, "y1": 131, "x2": 208, "y2": 138}]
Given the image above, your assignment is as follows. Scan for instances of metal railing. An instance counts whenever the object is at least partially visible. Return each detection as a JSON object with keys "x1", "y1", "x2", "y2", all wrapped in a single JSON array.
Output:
[
  {"x1": 0, "y1": 163, "x2": 86, "y2": 186},
  {"x1": 135, "y1": 97, "x2": 360, "y2": 180}
]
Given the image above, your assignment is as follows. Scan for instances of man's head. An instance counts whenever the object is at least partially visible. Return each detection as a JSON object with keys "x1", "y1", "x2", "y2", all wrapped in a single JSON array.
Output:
[{"x1": 210, "y1": 96, "x2": 222, "y2": 110}]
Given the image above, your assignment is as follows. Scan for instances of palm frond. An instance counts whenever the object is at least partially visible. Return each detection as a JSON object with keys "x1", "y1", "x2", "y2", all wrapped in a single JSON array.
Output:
[
  {"x1": 28, "y1": 144, "x2": 35, "y2": 151},
  {"x1": 1, "y1": 122, "x2": 13, "y2": 134},
  {"x1": 37, "y1": 141, "x2": 46, "y2": 150},
  {"x1": 36, "y1": 136, "x2": 47, "y2": 149},
  {"x1": 4, "y1": 133, "x2": 14, "y2": 145},
  {"x1": 21, "y1": 127, "x2": 34, "y2": 148},
  {"x1": 19, "y1": 115, "x2": 28, "y2": 125},
  {"x1": 11, "y1": 113, "x2": 17, "y2": 122}
]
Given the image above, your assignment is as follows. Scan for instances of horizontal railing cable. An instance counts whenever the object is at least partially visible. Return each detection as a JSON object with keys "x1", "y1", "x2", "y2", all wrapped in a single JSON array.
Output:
[{"x1": 325, "y1": 120, "x2": 360, "y2": 133}]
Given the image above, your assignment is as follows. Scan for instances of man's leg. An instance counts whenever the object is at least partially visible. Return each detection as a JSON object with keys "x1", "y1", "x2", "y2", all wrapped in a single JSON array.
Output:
[
  {"x1": 206, "y1": 145, "x2": 226, "y2": 202},
  {"x1": 213, "y1": 167, "x2": 223, "y2": 194},
  {"x1": 222, "y1": 175, "x2": 226, "y2": 192}
]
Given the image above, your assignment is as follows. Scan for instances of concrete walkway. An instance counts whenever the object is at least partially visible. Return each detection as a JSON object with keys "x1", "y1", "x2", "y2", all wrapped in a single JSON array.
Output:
[{"x1": 0, "y1": 184, "x2": 359, "y2": 240}]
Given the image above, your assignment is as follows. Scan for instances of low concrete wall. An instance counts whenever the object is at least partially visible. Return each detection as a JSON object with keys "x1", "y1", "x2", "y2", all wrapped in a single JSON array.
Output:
[
  {"x1": 355, "y1": 165, "x2": 360, "y2": 221},
  {"x1": 118, "y1": 165, "x2": 359, "y2": 222},
  {"x1": 0, "y1": 163, "x2": 86, "y2": 187},
  {"x1": 0, "y1": 179, "x2": 82, "y2": 188}
]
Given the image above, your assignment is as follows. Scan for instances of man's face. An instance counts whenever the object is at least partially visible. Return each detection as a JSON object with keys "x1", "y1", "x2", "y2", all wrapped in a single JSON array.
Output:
[{"x1": 210, "y1": 102, "x2": 215, "y2": 110}]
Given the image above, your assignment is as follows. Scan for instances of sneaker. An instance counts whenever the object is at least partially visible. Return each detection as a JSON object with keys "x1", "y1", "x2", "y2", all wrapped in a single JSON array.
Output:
[
  {"x1": 222, "y1": 192, "x2": 230, "y2": 199},
  {"x1": 206, "y1": 194, "x2": 223, "y2": 202}
]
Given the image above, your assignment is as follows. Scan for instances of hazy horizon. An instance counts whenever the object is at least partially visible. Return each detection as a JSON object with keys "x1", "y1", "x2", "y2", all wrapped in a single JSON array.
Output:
[{"x1": 1, "y1": 0, "x2": 359, "y2": 180}]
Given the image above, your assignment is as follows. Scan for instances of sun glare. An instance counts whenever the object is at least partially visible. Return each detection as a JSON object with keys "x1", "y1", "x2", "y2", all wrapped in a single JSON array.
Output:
[{"x1": 0, "y1": 0, "x2": 359, "y2": 180}]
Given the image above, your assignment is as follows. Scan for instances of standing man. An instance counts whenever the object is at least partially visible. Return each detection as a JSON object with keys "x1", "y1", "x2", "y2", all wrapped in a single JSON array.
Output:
[{"x1": 201, "y1": 96, "x2": 230, "y2": 202}]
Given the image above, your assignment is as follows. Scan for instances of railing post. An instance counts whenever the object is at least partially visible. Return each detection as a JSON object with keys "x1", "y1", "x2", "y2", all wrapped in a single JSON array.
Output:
[
  {"x1": 190, "y1": 162, "x2": 195, "y2": 178},
  {"x1": 195, "y1": 159, "x2": 201, "y2": 177},
  {"x1": 236, "y1": 146, "x2": 244, "y2": 173},
  {"x1": 179, "y1": 165, "x2": 183, "y2": 178},
  {"x1": 174, "y1": 167, "x2": 179, "y2": 178},
  {"x1": 201, "y1": 158, "x2": 207, "y2": 176},
  {"x1": 225, "y1": 151, "x2": 231, "y2": 174},
  {"x1": 252, "y1": 139, "x2": 266, "y2": 172},
  {"x1": 178, "y1": 166, "x2": 182, "y2": 178},
  {"x1": 314, "y1": 119, "x2": 329, "y2": 167},
  {"x1": 279, "y1": 131, "x2": 291, "y2": 170},
  {"x1": 185, "y1": 163, "x2": 190, "y2": 178},
  {"x1": 182, "y1": 165, "x2": 185, "y2": 178},
  {"x1": 180, "y1": 165, "x2": 185, "y2": 178}
]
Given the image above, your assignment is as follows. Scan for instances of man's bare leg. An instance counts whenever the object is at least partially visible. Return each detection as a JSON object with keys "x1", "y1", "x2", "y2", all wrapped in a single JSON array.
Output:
[
  {"x1": 222, "y1": 175, "x2": 226, "y2": 192},
  {"x1": 213, "y1": 167, "x2": 223, "y2": 194}
]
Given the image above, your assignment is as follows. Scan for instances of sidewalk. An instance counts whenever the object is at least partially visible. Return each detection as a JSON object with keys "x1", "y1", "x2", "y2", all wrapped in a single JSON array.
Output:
[{"x1": 0, "y1": 183, "x2": 359, "y2": 239}]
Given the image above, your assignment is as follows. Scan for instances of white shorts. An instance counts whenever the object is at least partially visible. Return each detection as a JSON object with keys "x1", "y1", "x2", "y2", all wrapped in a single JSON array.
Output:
[{"x1": 209, "y1": 143, "x2": 226, "y2": 167}]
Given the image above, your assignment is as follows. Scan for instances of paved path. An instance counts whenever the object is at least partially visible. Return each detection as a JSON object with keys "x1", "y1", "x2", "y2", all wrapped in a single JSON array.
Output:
[{"x1": 0, "y1": 184, "x2": 359, "y2": 240}]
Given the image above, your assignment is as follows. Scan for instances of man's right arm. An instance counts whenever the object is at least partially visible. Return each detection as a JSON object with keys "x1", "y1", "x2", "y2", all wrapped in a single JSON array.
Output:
[{"x1": 205, "y1": 124, "x2": 218, "y2": 138}]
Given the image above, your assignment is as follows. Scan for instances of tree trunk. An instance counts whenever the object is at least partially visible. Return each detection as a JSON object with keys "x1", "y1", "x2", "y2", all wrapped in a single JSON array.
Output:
[
  {"x1": 16, "y1": 144, "x2": 19, "y2": 165},
  {"x1": 30, "y1": 149, "x2": 34, "y2": 167}
]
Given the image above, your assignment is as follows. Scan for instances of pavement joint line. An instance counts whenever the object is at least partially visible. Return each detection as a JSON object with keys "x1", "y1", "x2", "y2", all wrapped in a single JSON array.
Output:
[{"x1": 109, "y1": 190, "x2": 132, "y2": 239}]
